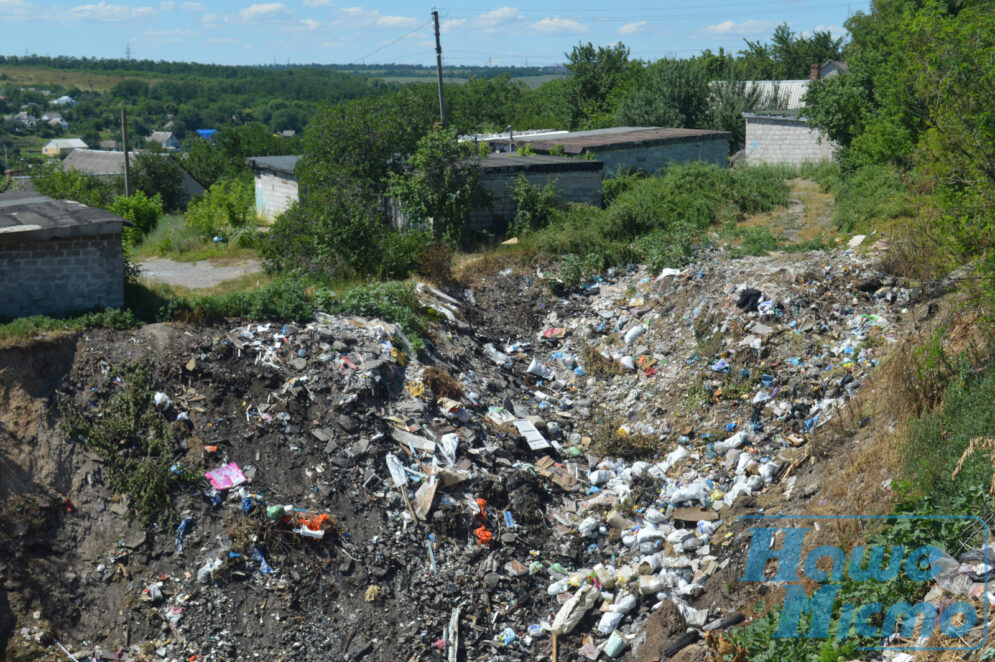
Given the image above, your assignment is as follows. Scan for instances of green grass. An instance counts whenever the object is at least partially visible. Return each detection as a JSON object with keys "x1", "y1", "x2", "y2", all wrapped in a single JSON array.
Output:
[
  {"x1": 0, "y1": 308, "x2": 138, "y2": 345},
  {"x1": 131, "y1": 212, "x2": 259, "y2": 262}
]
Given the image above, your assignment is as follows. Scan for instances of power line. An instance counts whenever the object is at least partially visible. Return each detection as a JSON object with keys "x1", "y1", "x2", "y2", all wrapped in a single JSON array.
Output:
[{"x1": 347, "y1": 20, "x2": 433, "y2": 65}]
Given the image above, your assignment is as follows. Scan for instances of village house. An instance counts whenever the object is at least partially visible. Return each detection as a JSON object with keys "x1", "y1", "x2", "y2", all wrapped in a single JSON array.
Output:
[
  {"x1": 61, "y1": 149, "x2": 205, "y2": 206},
  {"x1": 246, "y1": 155, "x2": 300, "y2": 222},
  {"x1": 42, "y1": 138, "x2": 88, "y2": 157},
  {"x1": 147, "y1": 131, "x2": 180, "y2": 152}
]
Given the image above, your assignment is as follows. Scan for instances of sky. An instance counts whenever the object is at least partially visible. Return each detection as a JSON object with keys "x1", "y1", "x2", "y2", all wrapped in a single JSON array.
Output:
[{"x1": 0, "y1": 1, "x2": 871, "y2": 67}]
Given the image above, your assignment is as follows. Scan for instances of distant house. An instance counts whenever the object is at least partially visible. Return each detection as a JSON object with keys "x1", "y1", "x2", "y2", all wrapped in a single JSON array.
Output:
[
  {"x1": 12, "y1": 111, "x2": 36, "y2": 128},
  {"x1": 62, "y1": 149, "x2": 205, "y2": 207},
  {"x1": 246, "y1": 155, "x2": 300, "y2": 222},
  {"x1": 505, "y1": 127, "x2": 731, "y2": 173},
  {"x1": 42, "y1": 112, "x2": 69, "y2": 131},
  {"x1": 50, "y1": 95, "x2": 77, "y2": 107},
  {"x1": 147, "y1": 131, "x2": 180, "y2": 152},
  {"x1": 0, "y1": 191, "x2": 126, "y2": 318},
  {"x1": 99, "y1": 140, "x2": 118, "y2": 151},
  {"x1": 813, "y1": 59, "x2": 848, "y2": 79},
  {"x1": 279, "y1": 130, "x2": 296, "y2": 138},
  {"x1": 42, "y1": 138, "x2": 88, "y2": 157}
]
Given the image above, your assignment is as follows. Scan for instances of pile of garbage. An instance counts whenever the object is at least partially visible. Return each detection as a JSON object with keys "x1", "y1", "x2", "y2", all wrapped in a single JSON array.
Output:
[{"x1": 15, "y1": 249, "x2": 931, "y2": 662}]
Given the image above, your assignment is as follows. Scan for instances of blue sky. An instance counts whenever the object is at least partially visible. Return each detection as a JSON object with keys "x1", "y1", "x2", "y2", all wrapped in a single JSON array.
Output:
[{"x1": 0, "y1": 1, "x2": 870, "y2": 66}]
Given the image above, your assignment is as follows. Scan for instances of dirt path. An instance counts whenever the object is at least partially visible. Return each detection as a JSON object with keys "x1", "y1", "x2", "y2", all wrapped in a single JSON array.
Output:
[{"x1": 138, "y1": 257, "x2": 263, "y2": 289}]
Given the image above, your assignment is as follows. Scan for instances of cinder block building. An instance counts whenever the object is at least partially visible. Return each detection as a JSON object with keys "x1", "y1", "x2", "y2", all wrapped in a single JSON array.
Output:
[
  {"x1": 469, "y1": 153, "x2": 603, "y2": 235},
  {"x1": 0, "y1": 192, "x2": 126, "y2": 319},
  {"x1": 742, "y1": 110, "x2": 836, "y2": 166},
  {"x1": 504, "y1": 127, "x2": 731, "y2": 174},
  {"x1": 246, "y1": 155, "x2": 300, "y2": 222}
]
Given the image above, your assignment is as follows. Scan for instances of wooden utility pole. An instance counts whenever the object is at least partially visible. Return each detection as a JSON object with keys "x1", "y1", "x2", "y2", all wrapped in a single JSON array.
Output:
[
  {"x1": 120, "y1": 108, "x2": 131, "y2": 196},
  {"x1": 432, "y1": 9, "x2": 446, "y2": 127}
]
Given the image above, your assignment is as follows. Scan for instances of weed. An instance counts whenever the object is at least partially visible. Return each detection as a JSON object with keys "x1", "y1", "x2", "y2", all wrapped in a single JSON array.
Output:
[
  {"x1": 589, "y1": 415, "x2": 659, "y2": 460},
  {"x1": 423, "y1": 366, "x2": 463, "y2": 401},
  {"x1": 60, "y1": 359, "x2": 191, "y2": 526},
  {"x1": 316, "y1": 281, "x2": 426, "y2": 351},
  {"x1": 580, "y1": 343, "x2": 620, "y2": 378},
  {"x1": 0, "y1": 308, "x2": 139, "y2": 344}
]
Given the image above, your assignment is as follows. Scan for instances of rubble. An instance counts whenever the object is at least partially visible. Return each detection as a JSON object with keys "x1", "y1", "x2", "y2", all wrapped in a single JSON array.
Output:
[{"x1": 0, "y1": 248, "x2": 935, "y2": 661}]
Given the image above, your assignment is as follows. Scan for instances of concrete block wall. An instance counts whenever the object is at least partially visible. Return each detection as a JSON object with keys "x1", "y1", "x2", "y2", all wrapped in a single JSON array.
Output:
[
  {"x1": 469, "y1": 169, "x2": 603, "y2": 234},
  {"x1": 0, "y1": 234, "x2": 123, "y2": 318},
  {"x1": 254, "y1": 172, "x2": 300, "y2": 222},
  {"x1": 745, "y1": 117, "x2": 836, "y2": 166},
  {"x1": 593, "y1": 138, "x2": 729, "y2": 173}
]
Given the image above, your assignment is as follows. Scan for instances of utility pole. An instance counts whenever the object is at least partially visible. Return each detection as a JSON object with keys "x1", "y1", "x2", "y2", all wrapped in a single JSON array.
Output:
[
  {"x1": 120, "y1": 108, "x2": 131, "y2": 196},
  {"x1": 432, "y1": 9, "x2": 446, "y2": 128}
]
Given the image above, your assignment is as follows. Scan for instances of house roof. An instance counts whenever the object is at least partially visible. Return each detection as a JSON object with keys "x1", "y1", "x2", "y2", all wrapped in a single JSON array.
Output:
[
  {"x1": 62, "y1": 149, "x2": 127, "y2": 175},
  {"x1": 0, "y1": 191, "x2": 127, "y2": 241},
  {"x1": 148, "y1": 131, "x2": 176, "y2": 143},
  {"x1": 479, "y1": 152, "x2": 602, "y2": 174},
  {"x1": 246, "y1": 155, "x2": 300, "y2": 175},
  {"x1": 513, "y1": 126, "x2": 730, "y2": 155},
  {"x1": 44, "y1": 138, "x2": 88, "y2": 150}
]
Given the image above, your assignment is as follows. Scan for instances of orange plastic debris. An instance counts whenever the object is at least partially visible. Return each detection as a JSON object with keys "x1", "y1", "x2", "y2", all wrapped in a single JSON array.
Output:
[
  {"x1": 475, "y1": 498, "x2": 487, "y2": 520},
  {"x1": 474, "y1": 525, "x2": 493, "y2": 546},
  {"x1": 298, "y1": 513, "x2": 333, "y2": 532}
]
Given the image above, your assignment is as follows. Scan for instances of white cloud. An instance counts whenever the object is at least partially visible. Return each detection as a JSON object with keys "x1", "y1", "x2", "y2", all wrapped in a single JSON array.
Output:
[
  {"x1": 442, "y1": 6, "x2": 523, "y2": 34},
  {"x1": 181, "y1": 1, "x2": 203, "y2": 10},
  {"x1": 700, "y1": 19, "x2": 777, "y2": 37},
  {"x1": 0, "y1": 0, "x2": 36, "y2": 18},
  {"x1": 159, "y1": 1, "x2": 174, "y2": 9},
  {"x1": 531, "y1": 16, "x2": 587, "y2": 34},
  {"x1": 805, "y1": 23, "x2": 847, "y2": 38},
  {"x1": 67, "y1": 2, "x2": 156, "y2": 22},
  {"x1": 300, "y1": 17, "x2": 320, "y2": 29},
  {"x1": 134, "y1": 27, "x2": 200, "y2": 44},
  {"x1": 207, "y1": 36, "x2": 237, "y2": 43},
  {"x1": 338, "y1": 6, "x2": 417, "y2": 29},
  {"x1": 237, "y1": 2, "x2": 291, "y2": 22},
  {"x1": 618, "y1": 21, "x2": 647, "y2": 36},
  {"x1": 302, "y1": 0, "x2": 334, "y2": 6}
]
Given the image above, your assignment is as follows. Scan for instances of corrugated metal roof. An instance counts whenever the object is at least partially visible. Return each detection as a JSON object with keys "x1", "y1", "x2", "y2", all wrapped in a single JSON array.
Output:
[
  {"x1": 44, "y1": 138, "x2": 88, "y2": 150},
  {"x1": 735, "y1": 80, "x2": 811, "y2": 110}
]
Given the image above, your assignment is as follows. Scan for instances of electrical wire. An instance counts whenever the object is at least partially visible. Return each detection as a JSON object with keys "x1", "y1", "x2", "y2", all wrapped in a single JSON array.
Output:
[{"x1": 347, "y1": 20, "x2": 433, "y2": 65}]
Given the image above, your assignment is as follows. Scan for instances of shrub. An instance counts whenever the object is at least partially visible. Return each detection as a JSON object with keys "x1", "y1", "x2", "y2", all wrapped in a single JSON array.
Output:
[
  {"x1": 185, "y1": 177, "x2": 254, "y2": 240},
  {"x1": 509, "y1": 173, "x2": 563, "y2": 235},
  {"x1": 316, "y1": 281, "x2": 425, "y2": 339},
  {"x1": 111, "y1": 191, "x2": 163, "y2": 245},
  {"x1": 832, "y1": 164, "x2": 914, "y2": 231},
  {"x1": 601, "y1": 169, "x2": 647, "y2": 206}
]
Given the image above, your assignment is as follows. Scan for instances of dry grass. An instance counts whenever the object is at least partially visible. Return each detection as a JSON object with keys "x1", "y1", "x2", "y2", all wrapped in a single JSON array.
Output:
[
  {"x1": 579, "y1": 343, "x2": 621, "y2": 378},
  {"x1": 423, "y1": 366, "x2": 463, "y2": 401},
  {"x1": 450, "y1": 245, "x2": 533, "y2": 286},
  {"x1": 736, "y1": 178, "x2": 840, "y2": 245}
]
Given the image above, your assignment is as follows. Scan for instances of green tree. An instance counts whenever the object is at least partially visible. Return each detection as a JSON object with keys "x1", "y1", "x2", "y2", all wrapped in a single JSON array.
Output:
[
  {"x1": 110, "y1": 191, "x2": 163, "y2": 244},
  {"x1": 564, "y1": 42, "x2": 635, "y2": 129},
  {"x1": 615, "y1": 59, "x2": 711, "y2": 132},
  {"x1": 32, "y1": 160, "x2": 119, "y2": 208},
  {"x1": 508, "y1": 173, "x2": 563, "y2": 235},
  {"x1": 387, "y1": 127, "x2": 490, "y2": 246},
  {"x1": 131, "y1": 152, "x2": 186, "y2": 211},
  {"x1": 181, "y1": 138, "x2": 229, "y2": 188},
  {"x1": 185, "y1": 177, "x2": 254, "y2": 241}
]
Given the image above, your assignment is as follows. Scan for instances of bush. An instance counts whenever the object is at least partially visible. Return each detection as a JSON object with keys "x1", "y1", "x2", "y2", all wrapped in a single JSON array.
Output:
[
  {"x1": 164, "y1": 278, "x2": 314, "y2": 323},
  {"x1": 185, "y1": 177, "x2": 254, "y2": 241},
  {"x1": 601, "y1": 169, "x2": 647, "y2": 206},
  {"x1": 509, "y1": 173, "x2": 563, "y2": 235},
  {"x1": 729, "y1": 166, "x2": 791, "y2": 213},
  {"x1": 111, "y1": 191, "x2": 163, "y2": 245},
  {"x1": 832, "y1": 165, "x2": 914, "y2": 232}
]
